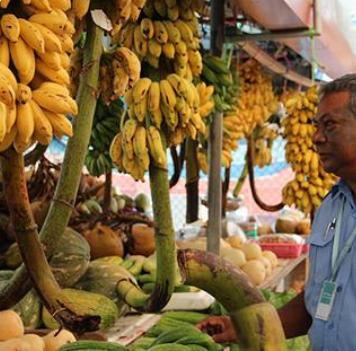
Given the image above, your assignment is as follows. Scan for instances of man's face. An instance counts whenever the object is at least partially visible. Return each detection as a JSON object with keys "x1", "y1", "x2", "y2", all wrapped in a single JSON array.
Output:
[{"x1": 313, "y1": 91, "x2": 356, "y2": 178}]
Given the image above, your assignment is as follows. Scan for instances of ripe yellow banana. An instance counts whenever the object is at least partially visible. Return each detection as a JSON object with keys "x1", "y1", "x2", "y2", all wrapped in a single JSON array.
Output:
[
  {"x1": 0, "y1": 102, "x2": 7, "y2": 142},
  {"x1": 110, "y1": 132, "x2": 124, "y2": 171},
  {"x1": 175, "y1": 19, "x2": 194, "y2": 44},
  {"x1": 29, "y1": 12, "x2": 67, "y2": 35},
  {"x1": 16, "y1": 84, "x2": 32, "y2": 104},
  {"x1": 58, "y1": 33, "x2": 74, "y2": 52},
  {"x1": 42, "y1": 109, "x2": 73, "y2": 138},
  {"x1": 48, "y1": 0, "x2": 71, "y2": 10},
  {"x1": 167, "y1": 5, "x2": 179, "y2": 21},
  {"x1": 72, "y1": 0, "x2": 90, "y2": 19},
  {"x1": 1, "y1": 14, "x2": 20, "y2": 43},
  {"x1": 124, "y1": 88, "x2": 134, "y2": 106},
  {"x1": 148, "y1": 81, "x2": 160, "y2": 112},
  {"x1": 18, "y1": 18, "x2": 45, "y2": 54},
  {"x1": 148, "y1": 38, "x2": 162, "y2": 58},
  {"x1": 0, "y1": 72, "x2": 16, "y2": 107},
  {"x1": 32, "y1": 89, "x2": 74, "y2": 115},
  {"x1": 36, "y1": 59, "x2": 70, "y2": 85},
  {"x1": 122, "y1": 119, "x2": 138, "y2": 142},
  {"x1": 162, "y1": 41, "x2": 175, "y2": 59},
  {"x1": 140, "y1": 18, "x2": 154, "y2": 40},
  {"x1": 37, "y1": 51, "x2": 62, "y2": 71},
  {"x1": 159, "y1": 79, "x2": 177, "y2": 108},
  {"x1": 133, "y1": 78, "x2": 152, "y2": 103},
  {"x1": 15, "y1": 101, "x2": 35, "y2": 150},
  {"x1": 153, "y1": 21, "x2": 168, "y2": 44},
  {"x1": 114, "y1": 47, "x2": 141, "y2": 87},
  {"x1": 59, "y1": 52, "x2": 70, "y2": 69},
  {"x1": 0, "y1": 125, "x2": 17, "y2": 152},
  {"x1": 147, "y1": 125, "x2": 167, "y2": 167},
  {"x1": 0, "y1": 0, "x2": 11, "y2": 8},
  {"x1": 149, "y1": 108, "x2": 163, "y2": 129},
  {"x1": 6, "y1": 104, "x2": 16, "y2": 132},
  {"x1": 30, "y1": 0, "x2": 52, "y2": 12},
  {"x1": 0, "y1": 36, "x2": 10, "y2": 67},
  {"x1": 133, "y1": 125, "x2": 147, "y2": 161},
  {"x1": 133, "y1": 24, "x2": 148, "y2": 57},
  {"x1": 38, "y1": 82, "x2": 70, "y2": 96},
  {"x1": 166, "y1": 73, "x2": 187, "y2": 97},
  {"x1": 29, "y1": 99, "x2": 53, "y2": 145},
  {"x1": 9, "y1": 37, "x2": 36, "y2": 84},
  {"x1": 162, "y1": 21, "x2": 181, "y2": 44},
  {"x1": 33, "y1": 23, "x2": 63, "y2": 53}
]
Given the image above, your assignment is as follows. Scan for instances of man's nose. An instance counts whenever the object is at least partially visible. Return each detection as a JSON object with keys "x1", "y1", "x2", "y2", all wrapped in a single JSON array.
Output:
[{"x1": 312, "y1": 125, "x2": 327, "y2": 144}]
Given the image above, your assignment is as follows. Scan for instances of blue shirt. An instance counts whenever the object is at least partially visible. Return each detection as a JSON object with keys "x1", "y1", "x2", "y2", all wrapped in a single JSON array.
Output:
[{"x1": 305, "y1": 179, "x2": 356, "y2": 351}]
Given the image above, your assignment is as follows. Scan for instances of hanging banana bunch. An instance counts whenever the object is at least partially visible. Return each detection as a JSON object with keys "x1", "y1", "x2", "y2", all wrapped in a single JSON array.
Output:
[
  {"x1": 85, "y1": 98, "x2": 124, "y2": 177},
  {"x1": 0, "y1": 2, "x2": 79, "y2": 153},
  {"x1": 281, "y1": 86, "x2": 337, "y2": 214},
  {"x1": 114, "y1": 0, "x2": 208, "y2": 81}
]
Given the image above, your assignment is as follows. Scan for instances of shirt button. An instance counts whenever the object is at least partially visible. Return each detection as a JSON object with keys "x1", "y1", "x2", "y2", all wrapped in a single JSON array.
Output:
[
  {"x1": 337, "y1": 286, "x2": 343, "y2": 292},
  {"x1": 328, "y1": 323, "x2": 334, "y2": 330}
]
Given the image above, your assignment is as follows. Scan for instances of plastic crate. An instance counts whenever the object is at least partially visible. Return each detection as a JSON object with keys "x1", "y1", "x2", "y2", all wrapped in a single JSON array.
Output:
[{"x1": 258, "y1": 243, "x2": 303, "y2": 258}]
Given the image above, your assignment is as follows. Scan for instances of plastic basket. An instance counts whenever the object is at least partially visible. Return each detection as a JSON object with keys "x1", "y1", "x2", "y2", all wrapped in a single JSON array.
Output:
[{"x1": 258, "y1": 243, "x2": 303, "y2": 258}]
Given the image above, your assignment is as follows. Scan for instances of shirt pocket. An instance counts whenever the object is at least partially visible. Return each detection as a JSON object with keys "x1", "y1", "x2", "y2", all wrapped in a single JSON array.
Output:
[{"x1": 308, "y1": 233, "x2": 334, "y2": 284}]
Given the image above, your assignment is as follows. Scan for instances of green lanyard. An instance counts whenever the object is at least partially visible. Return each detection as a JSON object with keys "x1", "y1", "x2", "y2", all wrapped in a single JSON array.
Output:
[{"x1": 331, "y1": 197, "x2": 356, "y2": 281}]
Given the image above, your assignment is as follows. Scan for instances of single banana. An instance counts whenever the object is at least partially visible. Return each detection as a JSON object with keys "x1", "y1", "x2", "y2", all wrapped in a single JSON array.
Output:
[
  {"x1": 148, "y1": 81, "x2": 160, "y2": 112},
  {"x1": 58, "y1": 33, "x2": 74, "y2": 52},
  {"x1": 175, "y1": 19, "x2": 194, "y2": 44},
  {"x1": 162, "y1": 21, "x2": 181, "y2": 44},
  {"x1": 153, "y1": 21, "x2": 168, "y2": 44},
  {"x1": 1, "y1": 14, "x2": 20, "y2": 43},
  {"x1": 48, "y1": 0, "x2": 71, "y2": 11},
  {"x1": 140, "y1": 18, "x2": 154, "y2": 40},
  {"x1": 122, "y1": 119, "x2": 138, "y2": 142},
  {"x1": 15, "y1": 102, "x2": 35, "y2": 150},
  {"x1": 132, "y1": 125, "x2": 147, "y2": 161},
  {"x1": 37, "y1": 51, "x2": 62, "y2": 71},
  {"x1": 16, "y1": 84, "x2": 32, "y2": 104},
  {"x1": 18, "y1": 18, "x2": 45, "y2": 54},
  {"x1": 29, "y1": 12, "x2": 67, "y2": 35},
  {"x1": 159, "y1": 79, "x2": 177, "y2": 108},
  {"x1": 33, "y1": 23, "x2": 63, "y2": 53},
  {"x1": 147, "y1": 125, "x2": 167, "y2": 167},
  {"x1": 0, "y1": 36, "x2": 10, "y2": 66},
  {"x1": 30, "y1": 0, "x2": 52, "y2": 12},
  {"x1": 0, "y1": 71, "x2": 16, "y2": 107},
  {"x1": 6, "y1": 104, "x2": 16, "y2": 132},
  {"x1": 167, "y1": 5, "x2": 179, "y2": 21},
  {"x1": 166, "y1": 73, "x2": 187, "y2": 97},
  {"x1": 59, "y1": 52, "x2": 71, "y2": 69},
  {"x1": 133, "y1": 24, "x2": 148, "y2": 57},
  {"x1": 0, "y1": 102, "x2": 7, "y2": 142},
  {"x1": 9, "y1": 37, "x2": 36, "y2": 84},
  {"x1": 133, "y1": 77, "x2": 152, "y2": 104},
  {"x1": 38, "y1": 82, "x2": 70, "y2": 96},
  {"x1": 0, "y1": 125, "x2": 17, "y2": 152},
  {"x1": 115, "y1": 47, "x2": 141, "y2": 86},
  {"x1": 161, "y1": 41, "x2": 175, "y2": 59},
  {"x1": 72, "y1": 0, "x2": 90, "y2": 19},
  {"x1": 110, "y1": 132, "x2": 124, "y2": 171},
  {"x1": 42, "y1": 109, "x2": 73, "y2": 138},
  {"x1": 36, "y1": 59, "x2": 70, "y2": 85},
  {"x1": 29, "y1": 99, "x2": 53, "y2": 145},
  {"x1": 148, "y1": 38, "x2": 162, "y2": 58},
  {"x1": 32, "y1": 89, "x2": 74, "y2": 115}
]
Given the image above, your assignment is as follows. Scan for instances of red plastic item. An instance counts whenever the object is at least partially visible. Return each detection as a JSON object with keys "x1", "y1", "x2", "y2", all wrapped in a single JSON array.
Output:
[
  {"x1": 302, "y1": 243, "x2": 310, "y2": 254},
  {"x1": 258, "y1": 243, "x2": 303, "y2": 258}
]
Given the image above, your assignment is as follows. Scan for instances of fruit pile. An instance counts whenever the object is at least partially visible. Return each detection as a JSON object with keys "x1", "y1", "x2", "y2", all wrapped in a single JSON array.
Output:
[
  {"x1": 282, "y1": 86, "x2": 337, "y2": 214},
  {"x1": 0, "y1": 1, "x2": 79, "y2": 153},
  {"x1": 178, "y1": 236, "x2": 279, "y2": 286}
]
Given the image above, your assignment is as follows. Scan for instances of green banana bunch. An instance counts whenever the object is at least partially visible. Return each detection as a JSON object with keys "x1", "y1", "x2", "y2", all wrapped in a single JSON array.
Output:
[{"x1": 85, "y1": 97, "x2": 124, "y2": 177}]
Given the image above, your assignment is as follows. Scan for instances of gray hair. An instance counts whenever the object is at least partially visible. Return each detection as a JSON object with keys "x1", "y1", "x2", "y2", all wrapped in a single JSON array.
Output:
[{"x1": 319, "y1": 74, "x2": 356, "y2": 116}]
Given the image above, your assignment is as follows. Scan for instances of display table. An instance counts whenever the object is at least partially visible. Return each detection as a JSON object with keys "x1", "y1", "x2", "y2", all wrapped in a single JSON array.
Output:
[{"x1": 259, "y1": 253, "x2": 308, "y2": 290}]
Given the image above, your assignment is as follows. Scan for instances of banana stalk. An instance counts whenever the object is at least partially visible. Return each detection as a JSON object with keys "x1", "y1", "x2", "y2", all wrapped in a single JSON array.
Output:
[
  {"x1": 233, "y1": 157, "x2": 248, "y2": 198},
  {"x1": 185, "y1": 138, "x2": 199, "y2": 223},
  {"x1": 0, "y1": 6, "x2": 103, "y2": 309},
  {"x1": 116, "y1": 133, "x2": 176, "y2": 312},
  {"x1": 0, "y1": 149, "x2": 101, "y2": 333},
  {"x1": 177, "y1": 249, "x2": 287, "y2": 351}
]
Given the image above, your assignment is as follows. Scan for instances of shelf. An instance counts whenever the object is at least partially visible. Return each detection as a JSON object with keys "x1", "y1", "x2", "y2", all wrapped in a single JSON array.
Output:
[{"x1": 259, "y1": 253, "x2": 308, "y2": 290}]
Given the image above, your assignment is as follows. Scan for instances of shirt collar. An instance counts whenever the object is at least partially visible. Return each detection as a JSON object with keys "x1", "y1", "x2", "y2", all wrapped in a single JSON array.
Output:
[{"x1": 331, "y1": 179, "x2": 355, "y2": 207}]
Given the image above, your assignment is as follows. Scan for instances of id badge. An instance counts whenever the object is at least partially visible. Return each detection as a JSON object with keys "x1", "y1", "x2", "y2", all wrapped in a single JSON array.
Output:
[{"x1": 315, "y1": 281, "x2": 336, "y2": 321}]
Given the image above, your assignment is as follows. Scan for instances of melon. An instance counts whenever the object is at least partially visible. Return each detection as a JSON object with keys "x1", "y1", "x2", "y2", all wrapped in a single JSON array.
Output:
[
  {"x1": 262, "y1": 250, "x2": 278, "y2": 268},
  {"x1": 221, "y1": 248, "x2": 246, "y2": 268},
  {"x1": 42, "y1": 329, "x2": 76, "y2": 351},
  {"x1": 0, "y1": 310, "x2": 24, "y2": 341},
  {"x1": 0, "y1": 338, "x2": 31, "y2": 351},
  {"x1": 257, "y1": 256, "x2": 272, "y2": 276},
  {"x1": 14, "y1": 290, "x2": 42, "y2": 329},
  {"x1": 224, "y1": 235, "x2": 244, "y2": 249},
  {"x1": 241, "y1": 242, "x2": 263, "y2": 260},
  {"x1": 241, "y1": 260, "x2": 266, "y2": 286},
  {"x1": 20, "y1": 334, "x2": 45, "y2": 351},
  {"x1": 42, "y1": 289, "x2": 119, "y2": 331}
]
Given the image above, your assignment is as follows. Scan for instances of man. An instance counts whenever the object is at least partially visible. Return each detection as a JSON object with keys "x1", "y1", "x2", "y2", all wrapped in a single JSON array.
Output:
[{"x1": 197, "y1": 74, "x2": 356, "y2": 351}]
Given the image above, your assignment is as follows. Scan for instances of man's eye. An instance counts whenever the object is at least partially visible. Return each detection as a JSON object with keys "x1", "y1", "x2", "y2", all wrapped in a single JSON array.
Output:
[{"x1": 324, "y1": 121, "x2": 334, "y2": 129}]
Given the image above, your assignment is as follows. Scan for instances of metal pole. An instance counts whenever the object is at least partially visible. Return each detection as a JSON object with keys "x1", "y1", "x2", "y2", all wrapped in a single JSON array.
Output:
[{"x1": 207, "y1": 0, "x2": 224, "y2": 254}]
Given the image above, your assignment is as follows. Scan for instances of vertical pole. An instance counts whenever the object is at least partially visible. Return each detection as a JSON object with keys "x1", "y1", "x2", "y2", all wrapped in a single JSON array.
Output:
[
  {"x1": 186, "y1": 138, "x2": 199, "y2": 223},
  {"x1": 207, "y1": 0, "x2": 225, "y2": 254}
]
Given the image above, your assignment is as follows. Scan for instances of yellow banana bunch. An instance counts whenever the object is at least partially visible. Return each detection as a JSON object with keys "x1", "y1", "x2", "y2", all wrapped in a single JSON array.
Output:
[
  {"x1": 281, "y1": 86, "x2": 337, "y2": 214},
  {"x1": 0, "y1": 2, "x2": 76, "y2": 153}
]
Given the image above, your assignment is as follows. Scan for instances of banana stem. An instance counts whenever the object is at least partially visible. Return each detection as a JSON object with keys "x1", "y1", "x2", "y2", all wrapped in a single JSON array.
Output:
[
  {"x1": 0, "y1": 8, "x2": 104, "y2": 308},
  {"x1": 0, "y1": 149, "x2": 100, "y2": 333},
  {"x1": 177, "y1": 249, "x2": 287, "y2": 351},
  {"x1": 233, "y1": 158, "x2": 248, "y2": 198},
  {"x1": 116, "y1": 137, "x2": 176, "y2": 311}
]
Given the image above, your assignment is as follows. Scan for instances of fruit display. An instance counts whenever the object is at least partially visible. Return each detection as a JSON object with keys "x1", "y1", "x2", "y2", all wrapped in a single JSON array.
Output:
[
  {"x1": 281, "y1": 86, "x2": 337, "y2": 214},
  {"x1": 0, "y1": 2, "x2": 79, "y2": 153},
  {"x1": 85, "y1": 98, "x2": 124, "y2": 177}
]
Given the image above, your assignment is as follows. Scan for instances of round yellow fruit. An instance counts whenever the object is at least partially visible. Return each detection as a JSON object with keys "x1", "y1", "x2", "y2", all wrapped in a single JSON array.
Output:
[
  {"x1": 0, "y1": 338, "x2": 31, "y2": 351},
  {"x1": 258, "y1": 256, "x2": 272, "y2": 276},
  {"x1": 225, "y1": 235, "x2": 245, "y2": 249},
  {"x1": 20, "y1": 334, "x2": 45, "y2": 351},
  {"x1": 221, "y1": 248, "x2": 247, "y2": 268},
  {"x1": 241, "y1": 242, "x2": 263, "y2": 260},
  {"x1": 262, "y1": 250, "x2": 278, "y2": 268},
  {"x1": 43, "y1": 329, "x2": 76, "y2": 351},
  {"x1": 0, "y1": 310, "x2": 24, "y2": 341},
  {"x1": 242, "y1": 260, "x2": 266, "y2": 286}
]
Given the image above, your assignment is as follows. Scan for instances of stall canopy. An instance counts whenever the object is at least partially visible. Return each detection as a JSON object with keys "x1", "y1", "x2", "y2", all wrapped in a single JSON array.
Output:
[{"x1": 229, "y1": 0, "x2": 356, "y2": 79}]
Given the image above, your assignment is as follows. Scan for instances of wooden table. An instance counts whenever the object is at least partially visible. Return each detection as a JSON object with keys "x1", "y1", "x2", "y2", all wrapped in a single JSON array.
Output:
[{"x1": 259, "y1": 253, "x2": 308, "y2": 290}]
